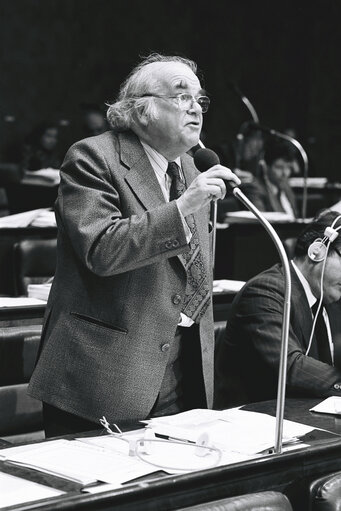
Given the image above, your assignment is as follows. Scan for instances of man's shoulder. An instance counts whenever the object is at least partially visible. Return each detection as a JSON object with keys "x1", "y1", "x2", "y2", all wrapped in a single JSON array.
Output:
[
  {"x1": 67, "y1": 130, "x2": 119, "y2": 153},
  {"x1": 246, "y1": 263, "x2": 283, "y2": 289}
]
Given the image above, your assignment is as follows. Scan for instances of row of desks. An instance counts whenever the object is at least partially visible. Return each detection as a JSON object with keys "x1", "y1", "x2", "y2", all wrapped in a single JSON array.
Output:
[{"x1": 1, "y1": 397, "x2": 341, "y2": 510}]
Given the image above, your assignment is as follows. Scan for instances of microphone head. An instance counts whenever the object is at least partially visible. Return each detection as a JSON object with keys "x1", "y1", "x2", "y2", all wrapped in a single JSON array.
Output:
[{"x1": 194, "y1": 148, "x2": 220, "y2": 173}]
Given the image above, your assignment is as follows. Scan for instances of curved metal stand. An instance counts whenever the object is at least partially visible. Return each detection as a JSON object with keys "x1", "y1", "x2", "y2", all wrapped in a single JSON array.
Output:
[{"x1": 232, "y1": 187, "x2": 292, "y2": 454}]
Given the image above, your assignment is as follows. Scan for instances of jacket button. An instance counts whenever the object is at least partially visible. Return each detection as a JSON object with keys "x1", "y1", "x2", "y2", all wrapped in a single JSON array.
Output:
[
  {"x1": 172, "y1": 239, "x2": 179, "y2": 248},
  {"x1": 161, "y1": 343, "x2": 170, "y2": 352},
  {"x1": 172, "y1": 294, "x2": 182, "y2": 305},
  {"x1": 165, "y1": 240, "x2": 172, "y2": 249},
  {"x1": 334, "y1": 383, "x2": 341, "y2": 390}
]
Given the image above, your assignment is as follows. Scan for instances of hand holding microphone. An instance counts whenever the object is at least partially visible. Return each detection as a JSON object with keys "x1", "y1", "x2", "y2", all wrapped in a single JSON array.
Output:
[{"x1": 176, "y1": 149, "x2": 241, "y2": 218}]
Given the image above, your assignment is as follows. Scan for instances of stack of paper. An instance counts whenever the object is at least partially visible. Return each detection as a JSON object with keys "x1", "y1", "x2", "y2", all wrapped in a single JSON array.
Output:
[
  {"x1": 0, "y1": 208, "x2": 56, "y2": 228},
  {"x1": 144, "y1": 408, "x2": 313, "y2": 455},
  {"x1": 0, "y1": 296, "x2": 46, "y2": 307},
  {"x1": 310, "y1": 396, "x2": 341, "y2": 415},
  {"x1": 213, "y1": 279, "x2": 245, "y2": 293},
  {"x1": 28, "y1": 282, "x2": 52, "y2": 301},
  {"x1": 0, "y1": 438, "x2": 158, "y2": 486}
]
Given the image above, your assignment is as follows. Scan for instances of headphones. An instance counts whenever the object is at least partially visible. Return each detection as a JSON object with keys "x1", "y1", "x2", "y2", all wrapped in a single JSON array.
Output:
[{"x1": 307, "y1": 215, "x2": 341, "y2": 262}]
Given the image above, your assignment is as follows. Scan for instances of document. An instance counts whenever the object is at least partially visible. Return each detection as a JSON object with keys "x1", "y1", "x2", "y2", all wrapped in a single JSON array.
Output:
[
  {"x1": 144, "y1": 408, "x2": 314, "y2": 455},
  {"x1": 3, "y1": 437, "x2": 158, "y2": 486},
  {"x1": 0, "y1": 296, "x2": 46, "y2": 307},
  {"x1": 225, "y1": 211, "x2": 294, "y2": 223},
  {"x1": 310, "y1": 396, "x2": 341, "y2": 415},
  {"x1": 213, "y1": 279, "x2": 245, "y2": 293},
  {"x1": 0, "y1": 472, "x2": 64, "y2": 508},
  {"x1": 0, "y1": 208, "x2": 56, "y2": 228}
]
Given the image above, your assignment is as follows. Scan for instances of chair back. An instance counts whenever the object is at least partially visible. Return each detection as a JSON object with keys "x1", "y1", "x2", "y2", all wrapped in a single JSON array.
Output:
[
  {"x1": 309, "y1": 471, "x2": 341, "y2": 510},
  {"x1": 176, "y1": 491, "x2": 293, "y2": 510},
  {"x1": 12, "y1": 238, "x2": 57, "y2": 296},
  {"x1": 0, "y1": 324, "x2": 44, "y2": 443}
]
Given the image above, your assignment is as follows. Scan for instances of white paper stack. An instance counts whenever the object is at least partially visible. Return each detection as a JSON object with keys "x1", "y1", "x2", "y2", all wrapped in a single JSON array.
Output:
[{"x1": 27, "y1": 282, "x2": 52, "y2": 301}]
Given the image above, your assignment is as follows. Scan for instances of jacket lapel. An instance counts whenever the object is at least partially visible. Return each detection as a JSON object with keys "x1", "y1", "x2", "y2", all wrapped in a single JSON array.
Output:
[{"x1": 120, "y1": 131, "x2": 166, "y2": 210}]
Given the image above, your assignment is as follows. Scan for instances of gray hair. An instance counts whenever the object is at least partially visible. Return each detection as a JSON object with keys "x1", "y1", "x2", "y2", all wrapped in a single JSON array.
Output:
[{"x1": 106, "y1": 53, "x2": 198, "y2": 131}]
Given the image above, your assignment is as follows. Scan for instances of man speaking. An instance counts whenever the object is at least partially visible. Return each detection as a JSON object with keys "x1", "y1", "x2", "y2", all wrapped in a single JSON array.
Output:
[{"x1": 28, "y1": 53, "x2": 240, "y2": 436}]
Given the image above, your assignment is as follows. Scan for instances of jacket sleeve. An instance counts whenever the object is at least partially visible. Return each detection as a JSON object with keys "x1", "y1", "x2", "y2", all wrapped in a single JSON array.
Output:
[
  {"x1": 235, "y1": 275, "x2": 341, "y2": 397},
  {"x1": 57, "y1": 137, "x2": 190, "y2": 276}
]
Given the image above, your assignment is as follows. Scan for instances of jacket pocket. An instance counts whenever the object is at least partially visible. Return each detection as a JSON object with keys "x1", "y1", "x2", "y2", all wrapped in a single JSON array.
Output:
[{"x1": 70, "y1": 312, "x2": 128, "y2": 334}]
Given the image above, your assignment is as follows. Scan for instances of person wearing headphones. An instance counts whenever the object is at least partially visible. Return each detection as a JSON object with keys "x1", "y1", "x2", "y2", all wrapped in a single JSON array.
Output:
[{"x1": 214, "y1": 210, "x2": 341, "y2": 409}]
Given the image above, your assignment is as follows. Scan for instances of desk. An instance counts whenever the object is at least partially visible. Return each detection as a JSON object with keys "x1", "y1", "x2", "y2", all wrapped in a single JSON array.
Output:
[
  {"x1": 2, "y1": 398, "x2": 341, "y2": 510},
  {"x1": 0, "y1": 303, "x2": 45, "y2": 327},
  {"x1": 214, "y1": 219, "x2": 309, "y2": 281},
  {"x1": 5, "y1": 181, "x2": 58, "y2": 214}
]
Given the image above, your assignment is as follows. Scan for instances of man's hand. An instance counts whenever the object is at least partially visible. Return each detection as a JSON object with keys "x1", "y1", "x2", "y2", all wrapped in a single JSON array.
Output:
[{"x1": 177, "y1": 166, "x2": 241, "y2": 217}]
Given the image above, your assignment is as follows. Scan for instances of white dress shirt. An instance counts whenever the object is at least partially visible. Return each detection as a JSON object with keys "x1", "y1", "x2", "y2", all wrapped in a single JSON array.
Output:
[{"x1": 291, "y1": 260, "x2": 334, "y2": 362}]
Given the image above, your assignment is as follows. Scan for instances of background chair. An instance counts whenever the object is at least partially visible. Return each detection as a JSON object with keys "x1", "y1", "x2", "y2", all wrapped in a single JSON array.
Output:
[
  {"x1": 12, "y1": 238, "x2": 57, "y2": 296},
  {"x1": 175, "y1": 491, "x2": 292, "y2": 510},
  {"x1": 0, "y1": 324, "x2": 44, "y2": 443},
  {"x1": 309, "y1": 471, "x2": 341, "y2": 510}
]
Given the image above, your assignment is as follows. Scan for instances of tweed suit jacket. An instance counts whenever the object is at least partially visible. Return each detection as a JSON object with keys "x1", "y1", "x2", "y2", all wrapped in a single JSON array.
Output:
[
  {"x1": 28, "y1": 130, "x2": 215, "y2": 423},
  {"x1": 214, "y1": 262, "x2": 341, "y2": 409}
]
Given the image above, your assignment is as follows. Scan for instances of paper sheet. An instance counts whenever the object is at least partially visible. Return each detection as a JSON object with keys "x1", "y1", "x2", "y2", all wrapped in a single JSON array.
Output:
[
  {"x1": 145, "y1": 408, "x2": 314, "y2": 455},
  {"x1": 0, "y1": 472, "x2": 64, "y2": 508},
  {"x1": 3, "y1": 437, "x2": 158, "y2": 486},
  {"x1": 213, "y1": 279, "x2": 245, "y2": 293},
  {"x1": 0, "y1": 296, "x2": 46, "y2": 307},
  {"x1": 310, "y1": 396, "x2": 341, "y2": 415}
]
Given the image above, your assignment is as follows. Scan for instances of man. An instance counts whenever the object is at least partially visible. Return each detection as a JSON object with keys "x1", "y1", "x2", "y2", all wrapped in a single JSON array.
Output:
[
  {"x1": 28, "y1": 53, "x2": 240, "y2": 436},
  {"x1": 241, "y1": 140, "x2": 298, "y2": 218},
  {"x1": 215, "y1": 210, "x2": 341, "y2": 409}
]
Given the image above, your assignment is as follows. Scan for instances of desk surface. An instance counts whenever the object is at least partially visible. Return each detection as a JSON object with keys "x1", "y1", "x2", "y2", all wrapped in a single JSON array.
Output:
[{"x1": 2, "y1": 397, "x2": 341, "y2": 511}]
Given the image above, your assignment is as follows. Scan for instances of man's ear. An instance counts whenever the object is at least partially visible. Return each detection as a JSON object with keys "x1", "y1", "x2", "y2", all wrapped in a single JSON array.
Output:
[{"x1": 135, "y1": 106, "x2": 149, "y2": 127}]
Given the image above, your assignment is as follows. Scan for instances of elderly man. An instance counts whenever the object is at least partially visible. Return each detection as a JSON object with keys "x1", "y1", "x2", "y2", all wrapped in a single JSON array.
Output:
[
  {"x1": 215, "y1": 210, "x2": 341, "y2": 409},
  {"x1": 28, "y1": 53, "x2": 239, "y2": 436}
]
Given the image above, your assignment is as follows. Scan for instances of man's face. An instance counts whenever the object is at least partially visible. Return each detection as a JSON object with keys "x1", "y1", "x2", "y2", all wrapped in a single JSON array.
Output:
[
  {"x1": 268, "y1": 158, "x2": 292, "y2": 188},
  {"x1": 311, "y1": 250, "x2": 341, "y2": 304},
  {"x1": 142, "y1": 62, "x2": 203, "y2": 159},
  {"x1": 322, "y1": 251, "x2": 341, "y2": 303},
  {"x1": 41, "y1": 128, "x2": 58, "y2": 151}
]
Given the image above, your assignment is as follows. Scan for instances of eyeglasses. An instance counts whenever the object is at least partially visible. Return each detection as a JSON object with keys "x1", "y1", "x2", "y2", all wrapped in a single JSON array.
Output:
[
  {"x1": 141, "y1": 93, "x2": 210, "y2": 113},
  {"x1": 99, "y1": 416, "x2": 221, "y2": 472}
]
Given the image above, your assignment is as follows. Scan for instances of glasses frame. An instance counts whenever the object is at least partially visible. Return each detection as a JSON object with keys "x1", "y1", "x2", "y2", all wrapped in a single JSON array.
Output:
[{"x1": 140, "y1": 93, "x2": 210, "y2": 113}]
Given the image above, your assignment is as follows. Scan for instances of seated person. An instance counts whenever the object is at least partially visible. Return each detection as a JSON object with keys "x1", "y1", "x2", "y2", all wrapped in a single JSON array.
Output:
[
  {"x1": 214, "y1": 210, "x2": 341, "y2": 409},
  {"x1": 241, "y1": 140, "x2": 298, "y2": 218},
  {"x1": 21, "y1": 121, "x2": 63, "y2": 171},
  {"x1": 79, "y1": 103, "x2": 109, "y2": 138},
  {"x1": 215, "y1": 122, "x2": 266, "y2": 220}
]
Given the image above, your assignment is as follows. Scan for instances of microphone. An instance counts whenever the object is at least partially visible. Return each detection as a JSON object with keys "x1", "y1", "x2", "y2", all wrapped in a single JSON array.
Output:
[{"x1": 194, "y1": 148, "x2": 239, "y2": 193}]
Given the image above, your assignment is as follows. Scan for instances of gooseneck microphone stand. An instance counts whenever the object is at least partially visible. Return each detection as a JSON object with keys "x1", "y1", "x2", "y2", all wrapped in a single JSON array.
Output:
[{"x1": 231, "y1": 187, "x2": 292, "y2": 454}]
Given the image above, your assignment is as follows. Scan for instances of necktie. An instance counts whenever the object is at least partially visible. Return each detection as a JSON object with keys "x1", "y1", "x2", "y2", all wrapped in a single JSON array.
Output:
[
  {"x1": 311, "y1": 302, "x2": 332, "y2": 365},
  {"x1": 167, "y1": 162, "x2": 210, "y2": 322}
]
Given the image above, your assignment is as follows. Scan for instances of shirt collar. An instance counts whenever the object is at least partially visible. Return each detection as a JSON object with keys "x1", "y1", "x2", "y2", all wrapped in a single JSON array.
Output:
[
  {"x1": 291, "y1": 259, "x2": 317, "y2": 308},
  {"x1": 140, "y1": 140, "x2": 181, "y2": 176}
]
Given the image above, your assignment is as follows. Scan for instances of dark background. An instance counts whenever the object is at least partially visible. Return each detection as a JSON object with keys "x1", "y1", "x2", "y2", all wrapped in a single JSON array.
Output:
[{"x1": 1, "y1": 0, "x2": 340, "y2": 179}]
